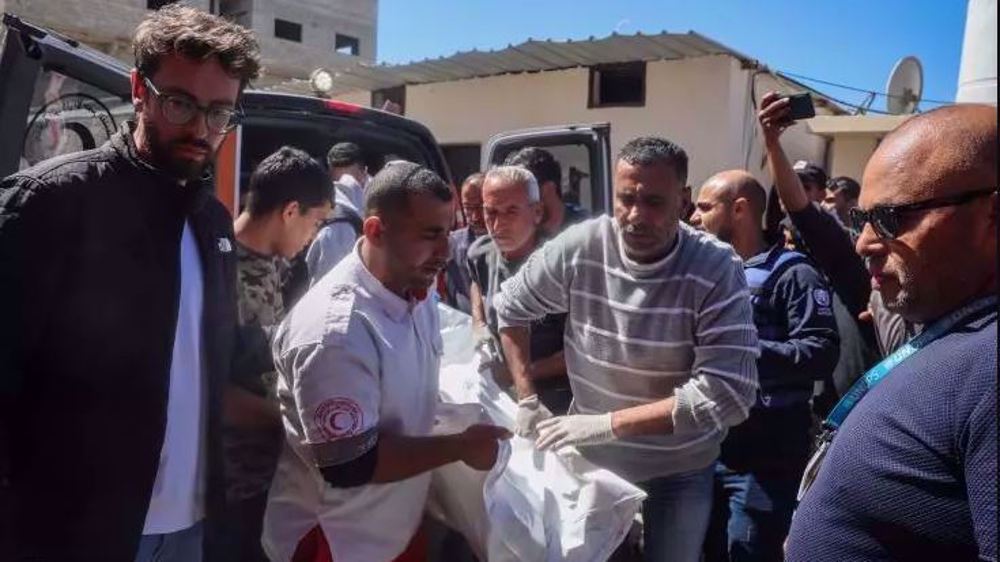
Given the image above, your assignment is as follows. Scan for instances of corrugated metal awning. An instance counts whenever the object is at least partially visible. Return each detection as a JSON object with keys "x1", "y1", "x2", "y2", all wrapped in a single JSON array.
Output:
[
  {"x1": 261, "y1": 30, "x2": 847, "y2": 115},
  {"x1": 265, "y1": 30, "x2": 761, "y2": 96}
]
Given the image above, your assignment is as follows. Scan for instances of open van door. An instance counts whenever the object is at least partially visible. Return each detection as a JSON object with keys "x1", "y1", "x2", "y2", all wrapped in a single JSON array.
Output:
[
  {"x1": 1, "y1": 14, "x2": 454, "y2": 220},
  {"x1": 482, "y1": 123, "x2": 612, "y2": 216},
  {"x1": 0, "y1": 14, "x2": 248, "y2": 213},
  {"x1": 0, "y1": 14, "x2": 133, "y2": 178}
]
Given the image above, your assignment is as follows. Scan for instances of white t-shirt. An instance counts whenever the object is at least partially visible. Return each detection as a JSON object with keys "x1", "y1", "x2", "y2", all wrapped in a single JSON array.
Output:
[
  {"x1": 264, "y1": 242, "x2": 442, "y2": 562},
  {"x1": 142, "y1": 222, "x2": 207, "y2": 534}
]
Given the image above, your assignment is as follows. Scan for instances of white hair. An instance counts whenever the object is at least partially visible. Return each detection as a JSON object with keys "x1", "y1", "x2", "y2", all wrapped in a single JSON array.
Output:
[{"x1": 485, "y1": 165, "x2": 540, "y2": 203}]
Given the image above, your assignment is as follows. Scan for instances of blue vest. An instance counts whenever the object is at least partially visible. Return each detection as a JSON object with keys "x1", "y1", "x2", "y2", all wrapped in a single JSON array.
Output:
[{"x1": 745, "y1": 247, "x2": 814, "y2": 409}]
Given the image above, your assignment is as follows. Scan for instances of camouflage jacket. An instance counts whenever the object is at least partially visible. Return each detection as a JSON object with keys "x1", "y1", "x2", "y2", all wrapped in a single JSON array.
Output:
[{"x1": 225, "y1": 240, "x2": 286, "y2": 501}]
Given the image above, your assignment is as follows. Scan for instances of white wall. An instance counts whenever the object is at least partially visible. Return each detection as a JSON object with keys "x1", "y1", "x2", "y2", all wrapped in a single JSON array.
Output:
[
  {"x1": 401, "y1": 55, "x2": 827, "y2": 190},
  {"x1": 957, "y1": 0, "x2": 997, "y2": 103},
  {"x1": 828, "y1": 135, "x2": 879, "y2": 182}
]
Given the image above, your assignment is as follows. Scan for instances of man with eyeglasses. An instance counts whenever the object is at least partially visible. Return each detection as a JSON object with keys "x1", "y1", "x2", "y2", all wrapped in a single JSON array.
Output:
[
  {"x1": 783, "y1": 104, "x2": 998, "y2": 561},
  {"x1": 442, "y1": 172, "x2": 487, "y2": 314},
  {"x1": 0, "y1": 6, "x2": 259, "y2": 561}
]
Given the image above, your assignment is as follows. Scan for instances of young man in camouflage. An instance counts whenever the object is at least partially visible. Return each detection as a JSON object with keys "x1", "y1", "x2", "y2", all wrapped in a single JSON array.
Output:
[{"x1": 221, "y1": 146, "x2": 332, "y2": 561}]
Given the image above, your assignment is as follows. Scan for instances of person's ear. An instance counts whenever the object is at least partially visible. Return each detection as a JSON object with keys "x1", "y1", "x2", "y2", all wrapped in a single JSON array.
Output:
[
  {"x1": 532, "y1": 202, "x2": 544, "y2": 226},
  {"x1": 282, "y1": 201, "x2": 301, "y2": 223},
  {"x1": 130, "y1": 69, "x2": 146, "y2": 112},
  {"x1": 363, "y1": 215, "x2": 385, "y2": 245},
  {"x1": 731, "y1": 197, "x2": 747, "y2": 219}
]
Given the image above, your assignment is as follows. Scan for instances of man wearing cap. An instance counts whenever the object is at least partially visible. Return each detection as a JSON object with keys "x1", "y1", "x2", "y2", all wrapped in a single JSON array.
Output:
[
  {"x1": 305, "y1": 142, "x2": 370, "y2": 285},
  {"x1": 781, "y1": 103, "x2": 997, "y2": 562},
  {"x1": 760, "y1": 94, "x2": 881, "y2": 409},
  {"x1": 791, "y1": 161, "x2": 828, "y2": 205}
]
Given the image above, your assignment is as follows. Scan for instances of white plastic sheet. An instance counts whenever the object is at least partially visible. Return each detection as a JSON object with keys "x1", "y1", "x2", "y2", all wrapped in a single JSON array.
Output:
[{"x1": 431, "y1": 304, "x2": 646, "y2": 562}]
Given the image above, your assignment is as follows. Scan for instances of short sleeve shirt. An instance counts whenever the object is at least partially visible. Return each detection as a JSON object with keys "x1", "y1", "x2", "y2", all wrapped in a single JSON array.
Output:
[
  {"x1": 264, "y1": 242, "x2": 443, "y2": 562},
  {"x1": 466, "y1": 235, "x2": 565, "y2": 361}
]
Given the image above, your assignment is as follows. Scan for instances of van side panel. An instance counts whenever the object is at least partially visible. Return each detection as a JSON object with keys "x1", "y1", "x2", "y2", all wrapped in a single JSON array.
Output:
[{"x1": 215, "y1": 129, "x2": 240, "y2": 217}]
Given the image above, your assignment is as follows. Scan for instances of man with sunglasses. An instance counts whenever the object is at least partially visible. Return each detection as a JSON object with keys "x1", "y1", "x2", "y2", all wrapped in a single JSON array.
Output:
[
  {"x1": 0, "y1": 6, "x2": 259, "y2": 561},
  {"x1": 784, "y1": 104, "x2": 998, "y2": 561}
]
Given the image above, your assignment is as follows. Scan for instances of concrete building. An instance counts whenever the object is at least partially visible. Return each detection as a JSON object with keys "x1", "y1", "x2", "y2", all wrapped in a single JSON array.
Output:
[
  {"x1": 274, "y1": 33, "x2": 846, "y2": 189},
  {"x1": 2, "y1": 0, "x2": 377, "y2": 85}
]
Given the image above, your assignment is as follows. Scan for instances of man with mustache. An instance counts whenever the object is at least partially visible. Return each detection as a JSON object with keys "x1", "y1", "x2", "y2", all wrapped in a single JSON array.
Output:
[
  {"x1": 783, "y1": 104, "x2": 998, "y2": 561},
  {"x1": 468, "y1": 166, "x2": 571, "y2": 413},
  {"x1": 494, "y1": 137, "x2": 759, "y2": 561},
  {"x1": 263, "y1": 161, "x2": 510, "y2": 562},
  {"x1": 0, "y1": 5, "x2": 259, "y2": 560}
]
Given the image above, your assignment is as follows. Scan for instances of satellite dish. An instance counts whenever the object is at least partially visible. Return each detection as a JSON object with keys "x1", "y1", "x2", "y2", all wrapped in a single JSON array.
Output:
[{"x1": 885, "y1": 56, "x2": 923, "y2": 114}]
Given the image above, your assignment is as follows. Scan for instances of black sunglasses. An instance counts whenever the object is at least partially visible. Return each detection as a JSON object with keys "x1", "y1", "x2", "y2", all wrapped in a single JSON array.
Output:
[
  {"x1": 849, "y1": 187, "x2": 997, "y2": 239},
  {"x1": 143, "y1": 77, "x2": 242, "y2": 133}
]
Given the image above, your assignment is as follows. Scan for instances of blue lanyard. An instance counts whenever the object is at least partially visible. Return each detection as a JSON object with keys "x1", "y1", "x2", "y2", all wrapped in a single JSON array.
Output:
[{"x1": 823, "y1": 295, "x2": 997, "y2": 432}]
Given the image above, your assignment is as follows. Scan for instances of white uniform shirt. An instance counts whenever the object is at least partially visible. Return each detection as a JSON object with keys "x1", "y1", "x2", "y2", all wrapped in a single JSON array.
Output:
[
  {"x1": 264, "y1": 243, "x2": 442, "y2": 562},
  {"x1": 143, "y1": 221, "x2": 207, "y2": 534}
]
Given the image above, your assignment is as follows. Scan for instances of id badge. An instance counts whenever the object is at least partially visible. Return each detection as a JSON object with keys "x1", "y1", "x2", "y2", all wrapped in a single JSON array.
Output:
[{"x1": 797, "y1": 433, "x2": 833, "y2": 502}]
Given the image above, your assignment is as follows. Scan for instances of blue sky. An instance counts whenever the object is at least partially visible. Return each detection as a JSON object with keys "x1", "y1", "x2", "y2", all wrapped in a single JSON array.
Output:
[{"x1": 378, "y1": 0, "x2": 968, "y2": 110}]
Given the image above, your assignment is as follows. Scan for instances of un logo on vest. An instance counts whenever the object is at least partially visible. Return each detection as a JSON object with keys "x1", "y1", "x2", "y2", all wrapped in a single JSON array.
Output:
[{"x1": 813, "y1": 288, "x2": 831, "y2": 308}]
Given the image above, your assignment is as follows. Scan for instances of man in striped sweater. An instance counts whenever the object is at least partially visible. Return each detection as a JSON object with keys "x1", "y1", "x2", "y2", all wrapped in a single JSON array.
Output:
[{"x1": 494, "y1": 137, "x2": 759, "y2": 562}]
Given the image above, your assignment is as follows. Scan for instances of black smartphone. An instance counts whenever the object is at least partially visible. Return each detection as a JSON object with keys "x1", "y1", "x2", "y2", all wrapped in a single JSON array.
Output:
[{"x1": 784, "y1": 93, "x2": 816, "y2": 121}]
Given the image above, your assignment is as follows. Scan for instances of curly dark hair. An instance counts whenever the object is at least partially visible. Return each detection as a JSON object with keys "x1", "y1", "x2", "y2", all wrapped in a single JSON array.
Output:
[{"x1": 133, "y1": 4, "x2": 261, "y2": 88}]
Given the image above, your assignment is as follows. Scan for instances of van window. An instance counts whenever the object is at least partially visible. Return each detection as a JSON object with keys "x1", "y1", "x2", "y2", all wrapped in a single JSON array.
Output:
[
  {"x1": 237, "y1": 116, "x2": 439, "y2": 211},
  {"x1": 493, "y1": 142, "x2": 597, "y2": 215},
  {"x1": 20, "y1": 70, "x2": 133, "y2": 171}
]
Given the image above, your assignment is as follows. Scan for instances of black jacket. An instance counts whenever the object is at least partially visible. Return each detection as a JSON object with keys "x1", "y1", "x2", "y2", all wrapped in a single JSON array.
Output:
[{"x1": 0, "y1": 124, "x2": 238, "y2": 561}]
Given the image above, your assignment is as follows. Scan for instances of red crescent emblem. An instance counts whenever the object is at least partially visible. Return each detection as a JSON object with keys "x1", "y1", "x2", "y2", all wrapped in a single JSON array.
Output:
[{"x1": 313, "y1": 398, "x2": 364, "y2": 440}]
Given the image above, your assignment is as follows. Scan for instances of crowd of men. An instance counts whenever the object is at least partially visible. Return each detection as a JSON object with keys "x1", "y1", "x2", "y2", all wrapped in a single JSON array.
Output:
[{"x1": 0, "y1": 5, "x2": 995, "y2": 562}]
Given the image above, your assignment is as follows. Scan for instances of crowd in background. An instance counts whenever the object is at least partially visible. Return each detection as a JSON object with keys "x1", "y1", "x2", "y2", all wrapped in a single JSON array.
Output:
[{"x1": 0, "y1": 5, "x2": 996, "y2": 562}]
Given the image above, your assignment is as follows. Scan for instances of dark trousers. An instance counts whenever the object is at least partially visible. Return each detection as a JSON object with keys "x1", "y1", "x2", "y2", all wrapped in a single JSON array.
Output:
[
  {"x1": 209, "y1": 493, "x2": 270, "y2": 562},
  {"x1": 704, "y1": 462, "x2": 801, "y2": 562}
]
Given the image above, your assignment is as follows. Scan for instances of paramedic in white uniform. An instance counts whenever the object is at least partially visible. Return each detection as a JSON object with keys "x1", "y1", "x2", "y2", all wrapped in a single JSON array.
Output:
[{"x1": 264, "y1": 161, "x2": 510, "y2": 562}]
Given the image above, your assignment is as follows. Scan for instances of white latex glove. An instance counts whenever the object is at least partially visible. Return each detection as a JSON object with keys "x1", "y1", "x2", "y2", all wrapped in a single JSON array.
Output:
[
  {"x1": 535, "y1": 413, "x2": 615, "y2": 452},
  {"x1": 515, "y1": 394, "x2": 554, "y2": 438}
]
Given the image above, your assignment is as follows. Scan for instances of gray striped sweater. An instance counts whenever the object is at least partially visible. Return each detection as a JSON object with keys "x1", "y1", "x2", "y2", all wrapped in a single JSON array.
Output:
[{"x1": 495, "y1": 216, "x2": 759, "y2": 483}]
